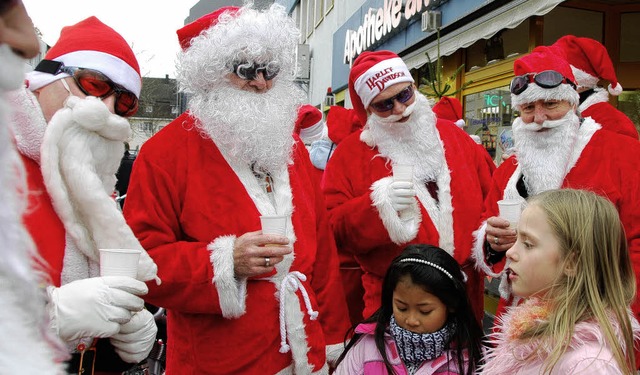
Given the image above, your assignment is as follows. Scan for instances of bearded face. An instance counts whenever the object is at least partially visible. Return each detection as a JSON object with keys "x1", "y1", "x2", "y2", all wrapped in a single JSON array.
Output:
[
  {"x1": 513, "y1": 109, "x2": 581, "y2": 195},
  {"x1": 366, "y1": 92, "x2": 445, "y2": 182}
]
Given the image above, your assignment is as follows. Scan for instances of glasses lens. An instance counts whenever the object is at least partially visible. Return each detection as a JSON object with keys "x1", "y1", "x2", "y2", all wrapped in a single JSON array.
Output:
[
  {"x1": 370, "y1": 99, "x2": 394, "y2": 112},
  {"x1": 510, "y1": 76, "x2": 529, "y2": 95},
  {"x1": 234, "y1": 62, "x2": 257, "y2": 81},
  {"x1": 115, "y1": 91, "x2": 138, "y2": 117},
  {"x1": 396, "y1": 86, "x2": 414, "y2": 104},
  {"x1": 75, "y1": 70, "x2": 113, "y2": 97},
  {"x1": 534, "y1": 70, "x2": 564, "y2": 89}
]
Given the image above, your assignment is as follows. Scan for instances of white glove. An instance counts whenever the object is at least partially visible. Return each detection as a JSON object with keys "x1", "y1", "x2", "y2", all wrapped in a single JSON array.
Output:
[
  {"x1": 110, "y1": 309, "x2": 158, "y2": 363},
  {"x1": 388, "y1": 180, "x2": 416, "y2": 212},
  {"x1": 47, "y1": 276, "x2": 148, "y2": 342}
]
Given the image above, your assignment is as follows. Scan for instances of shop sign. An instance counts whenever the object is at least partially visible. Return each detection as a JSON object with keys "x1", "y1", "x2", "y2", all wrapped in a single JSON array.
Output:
[{"x1": 343, "y1": 0, "x2": 446, "y2": 66}]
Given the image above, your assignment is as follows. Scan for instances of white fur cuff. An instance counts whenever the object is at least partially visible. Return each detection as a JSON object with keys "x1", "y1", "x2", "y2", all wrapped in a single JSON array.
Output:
[
  {"x1": 326, "y1": 343, "x2": 344, "y2": 367},
  {"x1": 209, "y1": 235, "x2": 247, "y2": 318},
  {"x1": 370, "y1": 177, "x2": 420, "y2": 245},
  {"x1": 471, "y1": 221, "x2": 502, "y2": 278}
]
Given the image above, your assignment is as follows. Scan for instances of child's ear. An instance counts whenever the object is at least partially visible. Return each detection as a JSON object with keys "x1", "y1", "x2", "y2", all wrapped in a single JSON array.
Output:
[{"x1": 563, "y1": 252, "x2": 577, "y2": 277}]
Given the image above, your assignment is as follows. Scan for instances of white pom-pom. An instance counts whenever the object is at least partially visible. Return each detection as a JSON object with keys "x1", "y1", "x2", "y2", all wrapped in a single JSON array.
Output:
[
  {"x1": 279, "y1": 343, "x2": 290, "y2": 353},
  {"x1": 455, "y1": 119, "x2": 466, "y2": 128},
  {"x1": 608, "y1": 82, "x2": 623, "y2": 96}
]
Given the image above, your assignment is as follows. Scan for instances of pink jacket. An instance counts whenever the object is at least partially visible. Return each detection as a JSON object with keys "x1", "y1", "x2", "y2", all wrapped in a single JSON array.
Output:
[
  {"x1": 335, "y1": 323, "x2": 467, "y2": 375},
  {"x1": 480, "y1": 303, "x2": 640, "y2": 374}
]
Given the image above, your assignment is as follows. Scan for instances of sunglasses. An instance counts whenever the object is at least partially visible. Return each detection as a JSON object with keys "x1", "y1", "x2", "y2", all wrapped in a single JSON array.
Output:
[
  {"x1": 369, "y1": 85, "x2": 414, "y2": 112},
  {"x1": 231, "y1": 61, "x2": 280, "y2": 81},
  {"x1": 34, "y1": 59, "x2": 139, "y2": 117},
  {"x1": 510, "y1": 70, "x2": 576, "y2": 95}
]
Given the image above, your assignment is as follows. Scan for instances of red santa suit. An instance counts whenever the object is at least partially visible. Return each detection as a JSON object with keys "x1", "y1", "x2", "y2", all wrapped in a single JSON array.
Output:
[
  {"x1": 579, "y1": 89, "x2": 638, "y2": 139},
  {"x1": 123, "y1": 112, "x2": 350, "y2": 374},
  {"x1": 323, "y1": 120, "x2": 493, "y2": 320},
  {"x1": 472, "y1": 118, "x2": 640, "y2": 320}
]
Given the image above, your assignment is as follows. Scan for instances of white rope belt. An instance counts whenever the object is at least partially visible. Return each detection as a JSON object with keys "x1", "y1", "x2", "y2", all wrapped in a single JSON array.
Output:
[{"x1": 278, "y1": 271, "x2": 319, "y2": 353}]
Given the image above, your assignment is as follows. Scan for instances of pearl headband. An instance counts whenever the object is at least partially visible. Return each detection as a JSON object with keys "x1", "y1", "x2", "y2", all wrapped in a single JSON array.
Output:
[{"x1": 399, "y1": 258, "x2": 454, "y2": 281}]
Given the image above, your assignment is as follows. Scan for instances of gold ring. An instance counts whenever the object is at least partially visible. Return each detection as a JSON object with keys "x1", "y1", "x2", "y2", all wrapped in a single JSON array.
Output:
[{"x1": 264, "y1": 257, "x2": 271, "y2": 267}]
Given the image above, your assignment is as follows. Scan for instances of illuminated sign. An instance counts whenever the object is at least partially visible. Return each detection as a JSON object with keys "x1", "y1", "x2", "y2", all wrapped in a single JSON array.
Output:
[{"x1": 343, "y1": 0, "x2": 446, "y2": 66}]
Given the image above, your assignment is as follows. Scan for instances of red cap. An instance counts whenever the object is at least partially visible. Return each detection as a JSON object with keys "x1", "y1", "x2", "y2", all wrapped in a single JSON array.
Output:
[
  {"x1": 432, "y1": 97, "x2": 465, "y2": 128},
  {"x1": 550, "y1": 35, "x2": 622, "y2": 95},
  {"x1": 326, "y1": 106, "x2": 363, "y2": 144},
  {"x1": 177, "y1": 6, "x2": 240, "y2": 51},
  {"x1": 294, "y1": 104, "x2": 323, "y2": 134}
]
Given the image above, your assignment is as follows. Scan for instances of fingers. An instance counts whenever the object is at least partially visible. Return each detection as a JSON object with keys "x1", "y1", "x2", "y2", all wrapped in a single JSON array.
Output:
[
  {"x1": 107, "y1": 288, "x2": 145, "y2": 313},
  {"x1": 102, "y1": 276, "x2": 149, "y2": 296}
]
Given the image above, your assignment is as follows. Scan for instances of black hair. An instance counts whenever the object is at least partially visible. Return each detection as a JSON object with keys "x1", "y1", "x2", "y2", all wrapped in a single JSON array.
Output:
[{"x1": 335, "y1": 244, "x2": 484, "y2": 375}]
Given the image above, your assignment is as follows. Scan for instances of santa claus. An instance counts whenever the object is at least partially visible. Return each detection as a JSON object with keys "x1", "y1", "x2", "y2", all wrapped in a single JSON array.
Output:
[
  {"x1": 550, "y1": 35, "x2": 637, "y2": 139},
  {"x1": 473, "y1": 46, "x2": 640, "y2": 330},
  {"x1": 0, "y1": 1, "x2": 66, "y2": 373},
  {"x1": 322, "y1": 50, "x2": 493, "y2": 321},
  {"x1": 123, "y1": 4, "x2": 349, "y2": 374},
  {"x1": 12, "y1": 16, "x2": 158, "y2": 374}
]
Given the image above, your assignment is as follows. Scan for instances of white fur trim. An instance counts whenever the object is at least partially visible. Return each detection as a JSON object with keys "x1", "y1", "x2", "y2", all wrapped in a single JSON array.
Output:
[
  {"x1": 274, "y1": 363, "x2": 329, "y2": 375},
  {"x1": 354, "y1": 57, "x2": 414, "y2": 109},
  {"x1": 359, "y1": 128, "x2": 374, "y2": 147},
  {"x1": 26, "y1": 51, "x2": 141, "y2": 97},
  {"x1": 471, "y1": 221, "x2": 502, "y2": 278},
  {"x1": 511, "y1": 83, "x2": 579, "y2": 108},
  {"x1": 570, "y1": 65, "x2": 598, "y2": 90},
  {"x1": 209, "y1": 235, "x2": 247, "y2": 318},
  {"x1": 454, "y1": 119, "x2": 465, "y2": 128},
  {"x1": 325, "y1": 343, "x2": 344, "y2": 367},
  {"x1": 370, "y1": 177, "x2": 420, "y2": 245},
  {"x1": 299, "y1": 120, "x2": 325, "y2": 144},
  {"x1": 8, "y1": 88, "x2": 47, "y2": 164},
  {"x1": 608, "y1": 82, "x2": 622, "y2": 96},
  {"x1": 578, "y1": 88, "x2": 608, "y2": 113}
]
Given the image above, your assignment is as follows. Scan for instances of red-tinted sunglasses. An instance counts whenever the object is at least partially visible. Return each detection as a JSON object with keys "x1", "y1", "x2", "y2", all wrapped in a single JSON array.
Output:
[
  {"x1": 34, "y1": 59, "x2": 139, "y2": 117},
  {"x1": 510, "y1": 70, "x2": 576, "y2": 95},
  {"x1": 370, "y1": 84, "x2": 414, "y2": 112}
]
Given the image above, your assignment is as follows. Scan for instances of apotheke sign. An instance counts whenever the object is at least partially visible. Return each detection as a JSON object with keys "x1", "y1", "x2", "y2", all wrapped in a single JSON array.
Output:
[{"x1": 343, "y1": 0, "x2": 445, "y2": 66}]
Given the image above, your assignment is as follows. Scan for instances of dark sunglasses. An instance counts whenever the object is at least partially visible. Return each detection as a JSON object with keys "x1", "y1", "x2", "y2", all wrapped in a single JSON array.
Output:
[
  {"x1": 369, "y1": 85, "x2": 414, "y2": 112},
  {"x1": 231, "y1": 61, "x2": 280, "y2": 81},
  {"x1": 34, "y1": 59, "x2": 139, "y2": 117},
  {"x1": 510, "y1": 70, "x2": 576, "y2": 95}
]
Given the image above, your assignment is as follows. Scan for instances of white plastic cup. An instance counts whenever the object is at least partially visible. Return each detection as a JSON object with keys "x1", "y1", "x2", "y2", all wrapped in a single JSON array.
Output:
[
  {"x1": 260, "y1": 215, "x2": 288, "y2": 236},
  {"x1": 497, "y1": 199, "x2": 522, "y2": 229},
  {"x1": 99, "y1": 248, "x2": 141, "y2": 278},
  {"x1": 392, "y1": 164, "x2": 414, "y2": 182}
]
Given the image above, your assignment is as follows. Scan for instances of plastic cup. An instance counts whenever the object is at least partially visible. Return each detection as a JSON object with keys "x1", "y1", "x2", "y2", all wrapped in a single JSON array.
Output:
[
  {"x1": 497, "y1": 199, "x2": 522, "y2": 229},
  {"x1": 99, "y1": 248, "x2": 141, "y2": 278},
  {"x1": 260, "y1": 215, "x2": 288, "y2": 236},
  {"x1": 392, "y1": 164, "x2": 414, "y2": 182}
]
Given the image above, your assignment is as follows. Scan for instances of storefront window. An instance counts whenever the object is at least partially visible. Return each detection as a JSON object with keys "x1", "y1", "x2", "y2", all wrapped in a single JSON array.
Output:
[
  {"x1": 621, "y1": 12, "x2": 640, "y2": 62},
  {"x1": 618, "y1": 91, "x2": 640, "y2": 134},
  {"x1": 543, "y1": 7, "x2": 603, "y2": 45},
  {"x1": 464, "y1": 86, "x2": 515, "y2": 164}
]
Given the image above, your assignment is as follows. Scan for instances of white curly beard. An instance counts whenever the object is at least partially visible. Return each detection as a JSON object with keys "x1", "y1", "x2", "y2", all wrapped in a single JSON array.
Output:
[
  {"x1": 190, "y1": 79, "x2": 304, "y2": 173},
  {"x1": 513, "y1": 111, "x2": 581, "y2": 195},
  {"x1": 366, "y1": 93, "x2": 445, "y2": 182}
]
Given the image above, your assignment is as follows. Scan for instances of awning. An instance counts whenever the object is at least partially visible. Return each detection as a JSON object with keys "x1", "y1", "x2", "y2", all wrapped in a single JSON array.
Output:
[{"x1": 404, "y1": 0, "x2": 566, "y2": 69}]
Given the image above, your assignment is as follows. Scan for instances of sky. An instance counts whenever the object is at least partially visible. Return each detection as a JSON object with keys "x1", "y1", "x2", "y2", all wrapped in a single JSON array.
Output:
[{"x1": 22, "y1": 0, "x2": 200, "y2": 78}]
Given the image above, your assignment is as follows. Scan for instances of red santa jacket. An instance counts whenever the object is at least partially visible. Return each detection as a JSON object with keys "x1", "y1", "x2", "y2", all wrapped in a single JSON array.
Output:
[
  {"x1": 580, "y1": 90, "x2": 638, "y2": 139},
  {"x1": 124, "y1": 113, "x2": 350, "y2": 375},
  {"x1": 472, "y1": 119, "x2": 640, "y2": 321},
  {"x1": 322, "y1": 120, "x2": 493, "y2": 319}
]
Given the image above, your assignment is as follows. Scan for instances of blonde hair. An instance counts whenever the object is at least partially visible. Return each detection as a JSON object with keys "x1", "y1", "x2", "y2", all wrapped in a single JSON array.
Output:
[{"x1": 521, "y1": 189, "x2": 636, "y2": 374}]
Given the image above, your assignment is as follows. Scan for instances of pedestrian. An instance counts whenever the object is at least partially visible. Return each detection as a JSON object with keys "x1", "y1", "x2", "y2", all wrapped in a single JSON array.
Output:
[
  {"x1": 334, "y1": 244, "x2": 484, "y2": 375},
  {"x1": 323, "y1": 50, "x2": 493, "y2": 321},
  {"x1": 123, "y1": 4, "x2": 349, "y2": 374},
  {"x1": 480, "y1": 189, "x2": 638, "y2": 375},
  {"x1": 15, "y1": 16, "x2": 158, "y2": 374}
]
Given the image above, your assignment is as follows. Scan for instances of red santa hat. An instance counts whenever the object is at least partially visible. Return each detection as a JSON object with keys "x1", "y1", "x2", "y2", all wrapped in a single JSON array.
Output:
[
  {"x1": 550, "y1": 35, "x2": 622, "y2": 96},
  {"x1": 348, "y1": 50, "x2": 414, "y2": 126},
  {"x1": 26, "y1": 17, "x2": 141, "y2": 97},
  {"x1": 432, "y1": 96, "x2": 465, "y2": 128},
  {"x1": 177, "y1": 6, "x2": 240, "y2": 51},
  {"x1": 294, "y1": 104, "x2": 324, "y2": 140},
  {"x1": 326, "y1": 106, "x2": 363, "y2": 145},
  {"x1": 511, "y1": 46, "x2": 579, "y2": 108}
]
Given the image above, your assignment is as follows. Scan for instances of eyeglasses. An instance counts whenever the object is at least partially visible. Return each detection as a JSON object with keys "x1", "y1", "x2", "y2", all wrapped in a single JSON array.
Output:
[
  {"x1": 231, "y1": 61, "x2": 280, "y2": 81},
  {"x1": 510, "y1": 70, "x2": 576, "y2": 95},
  {"x1": 369, "y1": 85, "x2": 414, "y2": 112},
  {"x1": 34, "y1": 59, "x2": 139, "y2": 117}
]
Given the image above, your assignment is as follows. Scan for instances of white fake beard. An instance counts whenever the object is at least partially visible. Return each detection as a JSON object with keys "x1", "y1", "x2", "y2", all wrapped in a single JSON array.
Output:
[
  {"x1": 367, "y1": 93, "x2": 445, "y2": 182},
  {"x1": 513, "y1": 111, "x2": 581, "y2": 195},
  {"x1": 190, "y1": 80, "x2": 304, "y2": 173}
]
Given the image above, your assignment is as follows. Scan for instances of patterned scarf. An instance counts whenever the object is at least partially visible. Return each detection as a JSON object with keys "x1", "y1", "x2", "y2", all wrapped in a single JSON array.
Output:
[{"x1": 390, "y1": 315, "x2": 456, "y2": 368}]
